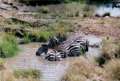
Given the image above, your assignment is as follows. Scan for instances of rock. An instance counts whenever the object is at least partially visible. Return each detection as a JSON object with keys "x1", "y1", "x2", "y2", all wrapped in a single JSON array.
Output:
[
  {"x1": 95, "y1": 12, "x2": 110, "y2": 17},
  {"x1": 102, "y1": 12, "x2": 110, "y2": 17},
  {"x1": 95, "y1": 14, "x2": 101, "y2": 17}
]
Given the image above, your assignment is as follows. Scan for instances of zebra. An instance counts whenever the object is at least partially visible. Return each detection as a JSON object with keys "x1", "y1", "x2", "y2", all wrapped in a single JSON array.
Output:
[
  {"x1": 45, "y1": 49, "x2": 62, "y2": 61},
  {"x1": 36, "y1": 36, "x2": 61, "y2": 56},
  {"x1": 36, "y1": 35, "x2": 89, "y2": 61},
  {"x1": 36, "y1": 35, "x2": 66, "y2": 56},
  {"x1": 36, "y1": 44, "x2": 48, "y2": 56},
  {"x1": 48, "y1": 36, "x2": 60, "y2": 48},
  {"x1": 57, "y1": 50, "x2": 67, "y2": 58},
  {"x1": 67, "y1": 39, "x2": 89, "y2": 57},
  {"x1": 48, "y1": 34, "x2": 66, "y2": 48}
]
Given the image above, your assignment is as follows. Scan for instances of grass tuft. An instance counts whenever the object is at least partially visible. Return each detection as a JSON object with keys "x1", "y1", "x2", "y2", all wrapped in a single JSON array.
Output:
[
  {"x1": 0, "y1": 61, "x2": 41, "y2": 81},
  {"x1": 14, "y1": 69, "x2": 41, "y2": 79},
  {"x1": 102, "y1": 37, "x2": 120, "y2": 59},
  {"x1": 0, "y1": 33, "x2": 19, "y2": 58},
  {"x1": 62, "y1": 56, "x2": 105, "y2": 81},
  {"x1": 104, "y1": 59, "x2": 120, "y2": 81}
]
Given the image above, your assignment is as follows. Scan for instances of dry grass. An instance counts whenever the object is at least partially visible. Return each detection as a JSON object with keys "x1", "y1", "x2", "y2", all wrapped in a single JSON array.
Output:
[
  {"x1": 62, "y1": 38, "x2": 120, "y2": 81},
  {"x1": 0, "y1": 60, "x2": 41, "y2": 81},
  {"x1": 94, "y1": 37, "x2": 120, "y2": 66},
  {"x1": 102, "y1": 37, "x2": 120, "y2": 59},
  {"x1": 14, "y1": 69, "x2": 41, "y2": 79},
  {"x1": 62, "y1": 56, "x2": 105, "y2": 81},
  {"x1": 62, "y1": 56, "x2": 120, "y2": 81},
  {"x1": 104, "y1": 59, "x2": 120, "y2": 81}
]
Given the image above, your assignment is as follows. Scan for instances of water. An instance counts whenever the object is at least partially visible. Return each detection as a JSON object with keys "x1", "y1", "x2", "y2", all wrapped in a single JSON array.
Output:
[
  {"x1": 95, "y1": 4, "x2": 120, "y2": 17},
  {"x1": 6, "y1": 35, "x2": 102, "y2": 81},
  {"x1": 6, "y1": 43, "x2": 69, "y2": 81},
  {"x1": 84, "y1": 35, "x2": 102, "y2": 60}
]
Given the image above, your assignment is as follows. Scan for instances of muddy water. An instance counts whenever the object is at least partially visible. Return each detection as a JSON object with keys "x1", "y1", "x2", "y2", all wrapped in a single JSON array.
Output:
[
  {"x1": 6, "y1": 35, "x2": 102, "y2": 81},
  {"x1": 84, "y1": 35, "x2": 102, "y2": 60},
  {"x1": 6, "y1": 43, "x2": 69, "y2": 81}
]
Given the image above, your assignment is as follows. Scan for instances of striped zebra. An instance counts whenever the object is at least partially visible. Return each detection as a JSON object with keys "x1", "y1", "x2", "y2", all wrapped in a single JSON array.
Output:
[
  {"x1": 36, "y1": 34, "x2": 66, "y2": 56},
  {"x1": 67, "y1": 39, "x2": 89, "y2": 57},
  {"x1": 48, "y1": 34, "x2": 66, "y2": 48},
  {"x1": 36, "y1": 36, "x2": 89, "y2": 61},
  {"x1": 45, "y1": 49, "x2": 62, "y2": 61}
]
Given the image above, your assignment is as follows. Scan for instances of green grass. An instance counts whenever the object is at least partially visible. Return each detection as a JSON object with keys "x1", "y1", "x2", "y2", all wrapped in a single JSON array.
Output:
[
  {"x1": 0, "y1": 58, "x2": 5, "y2": 70},
  {"x1": 21, "y1": 20, "x2": 73, "y2": 43},
  {"x1": 0, "y1": 33, "x2": 19, "y2": 58},
  {"x1": 38, "y1": 31, "x2": 54, "y2": 42},
  {"x1": 32, "y1": 2, "x2": 96, "y2": 19}
]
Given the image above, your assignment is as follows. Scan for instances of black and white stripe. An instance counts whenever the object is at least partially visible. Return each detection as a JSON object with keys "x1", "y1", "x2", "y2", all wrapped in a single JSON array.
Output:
[
  {"x1": 45, "y1": 49, "x2": 62, "y2": 61},
  {"x1": 36, "y1": 35, "x2": 66, "y2": 56},
  {"x1": 36, "y1": 36, "x2": 89, "y2": 61},
  {"x1": 67, "y1": 39, "x2": 89, "y2": 57}
]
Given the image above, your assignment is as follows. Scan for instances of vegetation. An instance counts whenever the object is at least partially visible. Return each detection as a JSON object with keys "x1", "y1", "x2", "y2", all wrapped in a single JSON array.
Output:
[
  {"x1": 21, "y1": 20, "x2": 73, "y2": 43},
  {"x1": 0, "y1": 58, "x2": 5, "y2": 70},
  {"x1": 8, "y1": 17, "x2": 32, "y2": 27},
  {"x1": 35, "y1": 2, "x2": 95, "y2": 19},
  {"x1": 102, "y1": 37, "x2": 120, "y2": 59},
  {"x1": 14, "y1": 69, "x2": 41, "y2": 79},
  {"x1": 0, "y1": 60, "x2": 41, "y2": 81},
  {"x1": 0, "y1": 33, "x2": 19, "y2": 58},
  {"x1": 104, "y1": 59, "x2": 120, "y2": 81},
  {"x1": 17, "y1": 0, "x2": 86, "y2": 5},
  {"x1": 0, "y1": 1, "x2": 120, "y2": 81},
  {"x1": 62, "y1": 36, "x2": 120, "y2": 81},
  {"x1": 62, "y1": 57, "x2": 120, "y2": 81},
  {"x1": 62, "y1": 56, "x2": 105, "y2": 81},
  {"x1": 0, "y1": 16, "x2": 74, "y2": 43},
  {"x1": 94, "y1": 37, "x2": 120, "y2": 66},
  {"x1": 16, "y1": 0, "x2": 113, "y2": 5}
]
